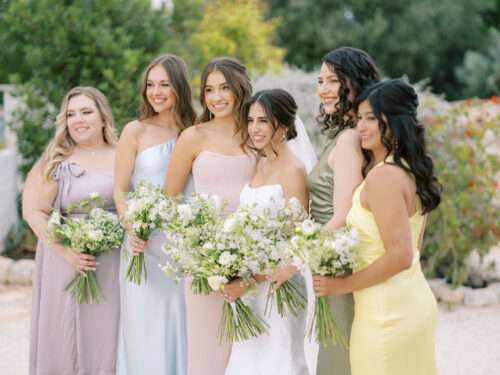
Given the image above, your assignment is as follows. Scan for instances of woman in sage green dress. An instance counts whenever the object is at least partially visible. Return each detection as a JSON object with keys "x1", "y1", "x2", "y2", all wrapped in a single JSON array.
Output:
[{"x1": 306, "y1": 47, "x2": 380, "y2": 375}]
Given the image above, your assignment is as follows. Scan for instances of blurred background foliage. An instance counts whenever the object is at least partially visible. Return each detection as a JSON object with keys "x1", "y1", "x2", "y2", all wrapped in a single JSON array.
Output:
[{"x1": 0, "y1": 0, "x2": 499, "y2": 286}]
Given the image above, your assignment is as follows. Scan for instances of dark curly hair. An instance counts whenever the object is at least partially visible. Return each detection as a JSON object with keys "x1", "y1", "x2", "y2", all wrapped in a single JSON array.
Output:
[
  {"x1": 354, "y1": 79, "x2": 442, "y2": 213},
  {"x1": 318, "y1": 47, "x2": 380, "y2": 138},
  {"x1": 198, "y1": 57, "x2": 252, "y2": 132},
  {"x1": 240, "y1": 88, "x2": 298, "y2": 156}
]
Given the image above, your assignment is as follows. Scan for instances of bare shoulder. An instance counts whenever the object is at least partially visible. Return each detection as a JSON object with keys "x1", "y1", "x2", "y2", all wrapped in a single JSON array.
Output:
[
  {"x1": 335, "y1": 128, "x2": 360, "y2": 147},
  {"x1": 119, "y1": 120, "x2": 143, "y2": 143},
  {"x1": 365, "y1": 163, "x2": 406, "y2": 196},
  {"x1": 330, "y1": 128, "x2": 362, "y2": 165},
  {"x1": 282, "y1": 155, "x2": 307, "y2": 184}
]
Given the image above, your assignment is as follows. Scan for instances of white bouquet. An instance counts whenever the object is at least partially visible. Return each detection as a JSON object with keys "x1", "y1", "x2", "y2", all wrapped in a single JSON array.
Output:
[
  {"x1": 290, "y1": 219, "x2": 359, "y2": 347},
  {"x1": 47, "y1": 193, "x2": 124, "y2": 304},
  {"x1": 122, "y1": 180, "x2": 176, "y2": 284},
  {"x1": 228, "y1": 197, "x2": 308, "y2": 318},
  {"x1": 162, "y1": 193, "x2": 224, "y2": 295}
]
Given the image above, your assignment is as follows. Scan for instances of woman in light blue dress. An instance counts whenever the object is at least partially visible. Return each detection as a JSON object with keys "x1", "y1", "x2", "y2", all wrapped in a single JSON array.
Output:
[{"x1": 113, "y1": 54, "x2": 196, "y2": 375}]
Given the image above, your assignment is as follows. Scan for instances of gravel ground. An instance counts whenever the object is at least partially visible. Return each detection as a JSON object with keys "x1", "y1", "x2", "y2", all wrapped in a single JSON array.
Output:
[{"x1": 1, "y1": 285, "x2": 499, "y2": 375}]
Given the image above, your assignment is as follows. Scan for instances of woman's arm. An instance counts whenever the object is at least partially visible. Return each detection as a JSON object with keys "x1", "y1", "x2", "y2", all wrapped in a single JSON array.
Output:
[
  {"x1": 314, "y1": 166, "x2": 414, "y2": 296},
  {"x1": 323, "y1": 129, "x2": 363, "y2": 231},
  {"x1": 164, "y1": 127, "x2": 200, "y2": 197},
  {"x1": 113, "y1": 122, "x2": 152, "y2": 255},
  {"x1": 113, "y1": 121, "x2": 139, "y2": 219},
  {"x1": 22, "y1": 160, "x2": 96, "y2": 273}
]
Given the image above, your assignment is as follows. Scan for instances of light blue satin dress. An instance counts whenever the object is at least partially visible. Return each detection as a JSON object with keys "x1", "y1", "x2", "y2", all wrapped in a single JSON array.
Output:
[{"x1": 117, "y1": 139, "x2": 193, "y2": 375}]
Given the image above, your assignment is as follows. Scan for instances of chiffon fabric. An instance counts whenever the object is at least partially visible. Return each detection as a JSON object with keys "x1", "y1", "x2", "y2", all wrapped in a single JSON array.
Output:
[
  {"x1": 30, "y1": 161, "x2": 120, "y2": 375},
  {"x1": 185, "y1": 150, "x2": 256, "y2": 375}
]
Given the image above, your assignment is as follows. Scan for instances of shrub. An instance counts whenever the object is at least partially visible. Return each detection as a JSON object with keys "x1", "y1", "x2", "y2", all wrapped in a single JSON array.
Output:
[{"x1": 420, "y1": 93, "x2": 500, "y2": 286}]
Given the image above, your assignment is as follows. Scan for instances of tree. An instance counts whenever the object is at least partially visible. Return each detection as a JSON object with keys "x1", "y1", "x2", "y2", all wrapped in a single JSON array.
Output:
[
  {"x1": 267, "y1": 0, "x2": 495, "y2": 99},
  {"x1": 456, "y1": 28, "x2": 500, "y2": 97},
  {"x1": 187, "y1": 0, "x2": 284, "y2": 76},
  {"x1": 0, "y1": 0, "x2": 170, "y2": 176}
]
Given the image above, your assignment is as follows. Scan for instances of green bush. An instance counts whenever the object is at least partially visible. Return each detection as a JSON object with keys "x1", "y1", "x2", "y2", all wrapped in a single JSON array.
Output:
[{"x1": 420, "y1": 94, "x2": 500, "y2": 286}]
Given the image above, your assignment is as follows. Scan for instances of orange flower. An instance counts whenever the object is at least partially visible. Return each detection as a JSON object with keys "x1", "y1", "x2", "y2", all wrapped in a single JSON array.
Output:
[
  {"x1": 464, "y1": 129, "x2": 473, "y2": 138},
  {"x1": 491, "y1": 95, "x2": 499, "y2": 104},
  {"x1": 464, "y1": 99, "x2": 473, "y2": 107},
  {"x1": 468, "y1": 180, "x2": 476, "y2": 188}
]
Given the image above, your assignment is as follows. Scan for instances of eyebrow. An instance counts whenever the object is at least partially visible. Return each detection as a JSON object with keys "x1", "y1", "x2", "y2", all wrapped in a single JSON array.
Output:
[
  {"x1": 146, "y1": 79, "x2": 170, "y2": 83},
  {"x1": 67, "y1": 107, "x2": 93, "y2": 112}
]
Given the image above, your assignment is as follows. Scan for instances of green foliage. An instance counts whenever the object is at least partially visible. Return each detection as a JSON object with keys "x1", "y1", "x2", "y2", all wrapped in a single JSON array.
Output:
[
  {"x1": 456, "y1": 28, "x2": 500, "y2": 98},
  {"x1": 0, "y1": 0, "x2": 169, "y2": 129},
  {"x1": 190, "y1": 0, "x2": 284, "y2": 74},
  {"x1": 268, "y1": 0, "x2": 495, "y2": 99},
  {"x1": 420, "y1": 95, "x2": 500, "y2": 286}
]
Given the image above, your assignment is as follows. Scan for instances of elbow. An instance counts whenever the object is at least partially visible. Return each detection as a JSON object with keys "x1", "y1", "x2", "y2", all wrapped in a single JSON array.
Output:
[{"x1": 397, "y1": 251, "x2": 414, "y2": 271}]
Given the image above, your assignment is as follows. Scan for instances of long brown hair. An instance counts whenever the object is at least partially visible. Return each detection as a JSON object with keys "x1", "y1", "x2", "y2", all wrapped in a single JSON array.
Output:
[
  {"x1": 139, "y1": 54, "x2": 196, "y2": 131},
  {"x1": 198, "y1": 57, "x2": 252, "y2": 131},
  {"x1": 41, "y1": 87, "x2": 117, "y2": 182}
]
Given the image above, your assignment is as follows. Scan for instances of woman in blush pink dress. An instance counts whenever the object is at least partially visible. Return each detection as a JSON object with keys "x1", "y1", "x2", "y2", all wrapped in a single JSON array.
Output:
[{"x1": 164, "y1": 57, "x2": 255, "y2": 375}]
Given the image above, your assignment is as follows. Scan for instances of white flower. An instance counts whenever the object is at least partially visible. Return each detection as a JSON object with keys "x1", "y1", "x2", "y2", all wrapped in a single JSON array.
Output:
[
  {"x1": 223, "y1": 217, "x2": 237, "y2": 232},
  {"x1": 177, "y1": 204, "x2": 193, "y2": 222},
  {"x1": 301, "y1": 219, "x2": 317, "y2": 236},
  {"x1": 89, "y1": 192, "x2": 100, "y2": 200},
  {"x1": 219, "y1": 251, "x2": 237, "y2": 266},
  {"x1": 208, "y1": 275, "x2": 228, "y2": 291},
  {"x1": 48, "y1": 211, "x2": 62, "y2": 227}
]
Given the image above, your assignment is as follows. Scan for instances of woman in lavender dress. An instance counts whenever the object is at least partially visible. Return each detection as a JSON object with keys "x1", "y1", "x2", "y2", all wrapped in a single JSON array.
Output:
[{"x1": 24, "y1": 87, "x2": 120, "y2": 375}]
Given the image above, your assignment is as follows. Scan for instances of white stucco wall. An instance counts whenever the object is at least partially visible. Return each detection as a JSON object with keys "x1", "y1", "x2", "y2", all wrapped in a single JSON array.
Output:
[
  {"x1": 0, "y1": 84, "x2": 20, "y2": 253},
  {"x1": 0, "y1": 148, "x2": 18, "y2": 252}
]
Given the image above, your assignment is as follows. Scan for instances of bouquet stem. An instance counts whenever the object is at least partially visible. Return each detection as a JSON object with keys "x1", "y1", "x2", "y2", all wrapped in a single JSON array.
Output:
[
  {"x1": 125, "y1": 253, "x2": 147, "y2": 285},
  {"x1": 191, "y1": 277, "x2": 211, "y2": 295},
  {"x1": 309, "y1": 296, "x2": 348, "y2": 348},
  {"x1": 219, "y1": 299, "x2": 269, "y2": 343},
  {"x1": 264, "y1": 279, "x2": 307, "y2": 317},
  {"x1": 65, "y1": 271, "x2": 102, "y2": 304}
]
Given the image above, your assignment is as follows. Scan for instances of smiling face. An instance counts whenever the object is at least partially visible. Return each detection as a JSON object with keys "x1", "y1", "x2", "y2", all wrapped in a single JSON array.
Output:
[
  {"x1": 66, "y1": 94, "x2": 105, "y2": 145},
  {"x1": 204, "y1": 70, "x2": 236, "y2": 119},
  {"x1": 356, "y1": 99, "x2": 388, "y2": 155},
  {"x1": 146, "y1": 64, "x2": 177, "y2": 114},
  {"x1": 247, "y1": 102, "x2": 285, "y2": 152},
  {"x1": 317, "y1": 63, "x2": 342, "y2": 114}
]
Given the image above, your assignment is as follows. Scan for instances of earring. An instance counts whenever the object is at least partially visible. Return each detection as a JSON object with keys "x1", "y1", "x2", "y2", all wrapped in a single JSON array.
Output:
[
  {"x1": 209, "y1": 111, "x2": 214, "y2": 120},
  {"x1": 392, "y1": 139, "x2": 399, "y2": 150}
]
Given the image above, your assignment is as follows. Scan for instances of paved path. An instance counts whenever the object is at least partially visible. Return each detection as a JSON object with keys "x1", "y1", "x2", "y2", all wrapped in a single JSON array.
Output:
[{"x1": 1, "y1": 285, "x2": 499, "y2": 375}]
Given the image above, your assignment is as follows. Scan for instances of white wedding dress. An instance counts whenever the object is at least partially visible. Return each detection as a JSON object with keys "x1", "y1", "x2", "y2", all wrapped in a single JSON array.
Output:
[{"x1": 224, "y1": 184, "x2": 310, "y2": 375}]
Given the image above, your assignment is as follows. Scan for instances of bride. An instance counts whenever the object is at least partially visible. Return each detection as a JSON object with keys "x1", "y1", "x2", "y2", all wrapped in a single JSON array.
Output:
[{"x1": 223, "y1": 88, "x2": 317, "y2": 375}]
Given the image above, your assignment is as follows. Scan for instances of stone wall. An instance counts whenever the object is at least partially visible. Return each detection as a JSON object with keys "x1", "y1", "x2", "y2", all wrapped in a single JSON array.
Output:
[{"x1": 0, "y1": 148, "x2": 18, "y2": 252}]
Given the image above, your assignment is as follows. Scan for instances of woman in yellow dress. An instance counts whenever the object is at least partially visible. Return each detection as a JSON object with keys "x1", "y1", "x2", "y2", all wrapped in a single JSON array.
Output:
[{"x1": 313, "y1": 79, "x2": 442, "y2": 375}]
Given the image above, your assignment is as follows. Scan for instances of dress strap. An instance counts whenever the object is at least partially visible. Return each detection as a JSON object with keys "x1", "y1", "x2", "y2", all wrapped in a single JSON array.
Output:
[{"x1": 52, "y1": 161, "x2": 86, "y2": 211}]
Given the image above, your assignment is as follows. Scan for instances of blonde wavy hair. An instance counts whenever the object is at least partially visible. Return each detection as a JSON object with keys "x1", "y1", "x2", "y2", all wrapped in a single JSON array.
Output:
[{"x1": 41, "y1": 86, "x2": 117, "y2": 182}]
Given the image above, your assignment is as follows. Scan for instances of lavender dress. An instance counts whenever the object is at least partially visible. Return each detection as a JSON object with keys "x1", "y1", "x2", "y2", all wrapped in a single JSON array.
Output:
[{"x1": 30, "y1": 160, "x2": 120, "y2": 375}]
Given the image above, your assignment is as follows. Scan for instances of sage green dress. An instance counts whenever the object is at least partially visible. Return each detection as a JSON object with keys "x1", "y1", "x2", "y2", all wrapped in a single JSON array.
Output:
[{"x1": 307, "y1": 134, "x2": 354, "y2": 375}]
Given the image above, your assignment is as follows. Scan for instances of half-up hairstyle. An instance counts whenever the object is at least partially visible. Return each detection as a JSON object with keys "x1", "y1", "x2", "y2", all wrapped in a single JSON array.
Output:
[
  {"x1": 198, "y1": 57, "x2": 252, "y2": 131},
  {"x1": 139, "y1": 54, "x2": 196, "y2": 131},
  {"x1": 240, "y1": 88, "x2": 298, "y2": 156},
  {"x1": 42, "y1": 86, "x2": 117, "y2": 182},
  {"x1": 318, "y1": 47, "x2": 380, "y2": 138},
  {"x1": 354, "y1": 79, "x2": 442, "y2": 213}
]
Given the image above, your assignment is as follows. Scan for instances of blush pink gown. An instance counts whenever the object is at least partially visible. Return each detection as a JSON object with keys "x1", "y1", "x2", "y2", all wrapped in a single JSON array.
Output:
[{"x1": 185, "y1": 150, "x2": 256, "y2": 375}]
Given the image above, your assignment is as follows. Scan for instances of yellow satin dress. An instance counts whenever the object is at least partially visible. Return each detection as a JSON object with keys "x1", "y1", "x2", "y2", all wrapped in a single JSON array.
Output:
[{"x1": 346, "y1": 165, "x2": 438, "y2": 375}]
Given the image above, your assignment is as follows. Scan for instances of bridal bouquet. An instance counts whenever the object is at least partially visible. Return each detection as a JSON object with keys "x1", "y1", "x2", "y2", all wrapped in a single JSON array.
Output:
[
  {"x1": 47, "y1": 193, "x2": 124, "y2": 304},
  {"x1": 122, "y1": 180, "x2": 176, "y2": 284},
  {"x1": 204, "y1": 215, "x2": 270, "y2": 343},
  {"x1": 229, "y1": 197, "x2": 308, "y2": 318},
  {"x1": 162, "y1": 193, "x2": 224, "y2": 295},
  {"x1": 290, "y1": 219, "x2": 359, "y2": 347}
]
